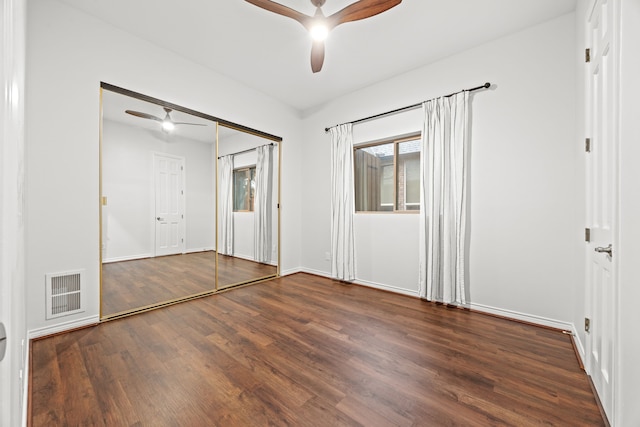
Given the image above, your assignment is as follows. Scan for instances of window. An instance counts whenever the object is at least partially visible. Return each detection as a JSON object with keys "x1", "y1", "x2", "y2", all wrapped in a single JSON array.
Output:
[
  {"x1": 233, "y1": 166, "x2": 255, "y2": 211},
  {"x1": 354, "y1": 135, "x2": 421, "y2": 212}
]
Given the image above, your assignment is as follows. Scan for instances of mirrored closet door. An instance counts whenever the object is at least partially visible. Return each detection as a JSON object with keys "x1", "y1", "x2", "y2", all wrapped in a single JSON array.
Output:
[
  {"x1": 217, "y1": 125, "x2": 280, "y2": 290},
  {"x1": 99, "y1": 84, "x2": 280, "y2": 320}
]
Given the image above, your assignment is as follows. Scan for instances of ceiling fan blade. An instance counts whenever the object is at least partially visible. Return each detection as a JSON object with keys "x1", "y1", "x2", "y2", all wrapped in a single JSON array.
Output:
[
  {"x1": 311, "y1": 40, "x2": 325, "y2": 73},
  {"x1": 328, "y1": 0, "x2": 401, "y2": 28},
  {"x1": 245, "y1": 0, "x2": 312, "y2": 28},
  {"x1": 172, "y1": 122, "x2": 208, "y2": 127},
  {"x1": 125, "y1": 110, "x2": 163, "y2": 122}
]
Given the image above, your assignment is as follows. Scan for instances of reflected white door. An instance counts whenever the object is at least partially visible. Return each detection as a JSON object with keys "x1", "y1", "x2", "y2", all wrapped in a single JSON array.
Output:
[
  {"x1": 585, "y1": 0, "x2": 618, "y2": 421},
  {"x1": 154, "y1": 154, "x2": 185, "y2": 257}
]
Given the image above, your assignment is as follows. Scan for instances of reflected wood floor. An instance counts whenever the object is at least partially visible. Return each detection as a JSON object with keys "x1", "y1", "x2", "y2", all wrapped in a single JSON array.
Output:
[
  {"x1": 101, "y1": 251, "x2": 277, "y2": 317},
  {"x1": 31, "y1": 273, "x2": 604, "y2": 426}
]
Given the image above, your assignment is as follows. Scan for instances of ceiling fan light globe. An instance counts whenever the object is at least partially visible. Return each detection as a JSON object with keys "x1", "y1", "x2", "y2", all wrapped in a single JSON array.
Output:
[
  {"x1": 310, "y1": 24, "x2": 329, "y2": 41},
  {"x1": 162, "y1": 121, "x2": 175, "y2": 132}
]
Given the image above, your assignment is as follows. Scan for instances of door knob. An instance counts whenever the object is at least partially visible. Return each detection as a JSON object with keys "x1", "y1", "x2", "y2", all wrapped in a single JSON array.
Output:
[
  {"x1": 156, "y1": 217, "x2": 164, "y2": 221},
  {"x1": 594, "y1": 244, "x2": 613, "y2": 256}
]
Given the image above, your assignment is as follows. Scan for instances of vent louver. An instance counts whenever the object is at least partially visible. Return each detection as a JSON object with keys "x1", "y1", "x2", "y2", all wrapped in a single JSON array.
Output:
[{"x1": 46, "y1": 270, "x2": 85, "y2": 319}]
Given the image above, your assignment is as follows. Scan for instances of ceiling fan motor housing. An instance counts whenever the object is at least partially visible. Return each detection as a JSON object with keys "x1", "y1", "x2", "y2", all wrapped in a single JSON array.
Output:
[{"x1": 245, "y1": 0, "x2": 402, "y2": 72}]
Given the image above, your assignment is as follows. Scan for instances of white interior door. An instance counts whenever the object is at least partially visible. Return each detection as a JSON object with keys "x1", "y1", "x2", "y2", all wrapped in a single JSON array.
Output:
[
  {"x1": 585, "y1": 0, "x2": 618, "y2": 421},
  {"x1": 154, "y1": 153, "x2": 185, "y2": 257}
]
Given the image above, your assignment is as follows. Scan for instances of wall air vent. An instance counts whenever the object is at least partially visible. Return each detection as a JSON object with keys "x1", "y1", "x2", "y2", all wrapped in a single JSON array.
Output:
[{"x1": 45, "y1": 270, "x2": 85, "y2": 319}]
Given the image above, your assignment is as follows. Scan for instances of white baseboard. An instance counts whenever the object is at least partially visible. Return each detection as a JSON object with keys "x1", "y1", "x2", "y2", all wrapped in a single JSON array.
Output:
[
  {"x1": 231, "y1": 252, "x2": 253, "y2": 261},
  {"x1": 469, "y1": 302, "x2": 574, "y2": 331},
  {"x1": 275, "y1": 269, "x2": 582, "y2": 337},
  {"x1": 102, "y1": 253, "x2": 151, "y2": 264},
  {"x1": 28, "y1": 315, "x2": 100, "y2": 340},
  {"x1": 228, "y1": 252, "x2": 277, "y2": 266},
  {"x1": 185, "y1": 247, "x2": 215, "y2": 254},
  {"x1": 353, "y1": 278, "x2": 420, "y2": 297},
  {"x1": 570, "y1": 323, "x2": 587, "y2": 368},
  {"x1": 298, "y1": 267, "x2": 330, "y2": 277},
  {"x1": 297, "y1": 268, "x2": 420, "y2": 297},
  {"x1": 280, "y1": 267, "x2": 304, "y2": 276},
  {"x1": 103, "y1": 249, "x2": 215, "y2": 263}
]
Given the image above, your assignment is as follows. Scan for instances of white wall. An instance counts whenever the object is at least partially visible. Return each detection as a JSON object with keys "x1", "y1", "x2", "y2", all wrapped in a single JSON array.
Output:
[
  {"x1": 301, "y1": 13, "x2": 582, "y2": 327},
  {"x1": 351, "y1": 110, "x2": 423, "y2": 294},
  {"x1": 102, "y1": 119, "x2": 215, "y2": 261},
  {"x1": 25, "y1": 0, "x2": 303, "y2": 334},
  {"x1": 617, "y1": 1, "x2": 640, "y2": 424},
  {"x1": 0, "y1": 0, "x2": 27, "y2": 426}
]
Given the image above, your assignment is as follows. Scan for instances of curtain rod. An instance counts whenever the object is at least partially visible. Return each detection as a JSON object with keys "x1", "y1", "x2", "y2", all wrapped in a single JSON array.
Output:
[
  {"x1": 218, "y1": 142, "x2": 275, "y2": 159},
  {"x1": 324, "y1": 82, "x2": 491, "y2": 133}
]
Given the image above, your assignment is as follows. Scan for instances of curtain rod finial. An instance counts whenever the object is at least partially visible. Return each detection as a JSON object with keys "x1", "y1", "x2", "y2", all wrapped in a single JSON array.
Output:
[{"x1": 483, "y1": 82, "x2": 491, "y2": 88}]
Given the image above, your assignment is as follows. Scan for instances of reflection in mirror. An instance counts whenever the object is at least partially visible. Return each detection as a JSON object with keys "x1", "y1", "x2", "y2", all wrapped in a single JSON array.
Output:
[
  {"x1": 217, "y1": 126, "x2": 279, "y2": 289},
  {"x1": 100, "y1": 87, "x2": 218, "y2": 319}
]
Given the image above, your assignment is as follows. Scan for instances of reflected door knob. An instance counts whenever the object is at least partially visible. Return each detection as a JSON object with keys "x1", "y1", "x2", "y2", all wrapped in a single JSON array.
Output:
[{"x1": 594, "y1": 244, "x2": 613, "y2": 256}]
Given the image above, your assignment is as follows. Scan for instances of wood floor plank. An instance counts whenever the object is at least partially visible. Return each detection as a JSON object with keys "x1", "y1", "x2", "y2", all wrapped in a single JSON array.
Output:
[
  {"x1": 31, "y1": 273, "x2": 605, "y2": 426},
  {"x1": 101, "y1": 251, "x2": 276, "y2": 317}
]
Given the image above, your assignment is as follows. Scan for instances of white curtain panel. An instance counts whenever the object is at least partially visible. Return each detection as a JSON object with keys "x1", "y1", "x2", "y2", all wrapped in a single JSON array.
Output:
[
  {"x1": 329, "y1": 124, "x2": 356, "y2": 281},
  {"x1": 254, "y1": 144, "x2": 274, "y2": 263},
  {"x1": 419, "y1": 91, "x2": 469, "y2": 305},
  {"x1": 218, "y1": 155, "x2": 234, "y2": 256}
]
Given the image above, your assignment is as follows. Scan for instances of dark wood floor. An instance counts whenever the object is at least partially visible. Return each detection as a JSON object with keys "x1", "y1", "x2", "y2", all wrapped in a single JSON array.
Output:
[
  {"x1": 32, "y1": 273, "x2": 604, "y2": 426},
  {"x1": 101, "y1": 251, "x2": 277, "y2": 317}
]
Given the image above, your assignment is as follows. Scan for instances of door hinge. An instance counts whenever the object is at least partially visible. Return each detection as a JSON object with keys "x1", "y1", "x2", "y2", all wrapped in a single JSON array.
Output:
[
  {"x1": 585, "y1": 317, "x2": 591, "y2": 333},
  {"x1": 585, "y1": 138, "x2": 591, "y2": 152},
  {"x1": 585, "y1": 48, "x2": 591, "y2": 63},
  {"x1": 181, "y1": 166, "x2": 184, "y2": 171},
  {"x1": 585, "y1": 228, "x2": 591, "y2": 242}
]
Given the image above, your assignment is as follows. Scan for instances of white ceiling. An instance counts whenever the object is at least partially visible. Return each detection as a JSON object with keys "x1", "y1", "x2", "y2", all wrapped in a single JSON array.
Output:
[{"x1": 60, "y1": 0, "x2": 576, "y2": 113}]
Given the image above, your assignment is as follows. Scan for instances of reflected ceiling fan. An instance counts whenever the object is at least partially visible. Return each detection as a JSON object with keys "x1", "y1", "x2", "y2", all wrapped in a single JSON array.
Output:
[
  {"x1": 125, "y1": 107, "x2": 207, "y2": 132},
  {"x1": 245, "y1": 0, "x2": 402, "y2": 73}
]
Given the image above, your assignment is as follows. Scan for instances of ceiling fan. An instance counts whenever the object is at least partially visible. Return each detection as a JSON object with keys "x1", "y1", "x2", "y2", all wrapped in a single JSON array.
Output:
[
  {"x1": 125, "y1": 107, "x2": 207, "y2": 132},
  {"x1": 245, "y1": 0, "x2": 402, "y2": 73}
]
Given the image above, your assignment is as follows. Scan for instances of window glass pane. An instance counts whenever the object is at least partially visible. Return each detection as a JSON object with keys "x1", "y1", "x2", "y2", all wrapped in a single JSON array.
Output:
[
  {"x1": 380, "y1": 163, "x2": 394, "y2": 209},
  {"x1": 354, "y1": 137, "x2": 421, "y2": 213},
  {"x1": 249, "y1": 167, "x2": 256, "y2": 211},
  {"x1": 354, "y1": 142, "x2": 394, "y2": 211},
  {"x1": 234, "y1": 167, "x2": 256, "y2": 211},
  {"x1": 397, "y1": 140, "x2": 421, "y2": 211},
  {"x1": 234, "y1": 169, "x2": 249, "y2": 211}
]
